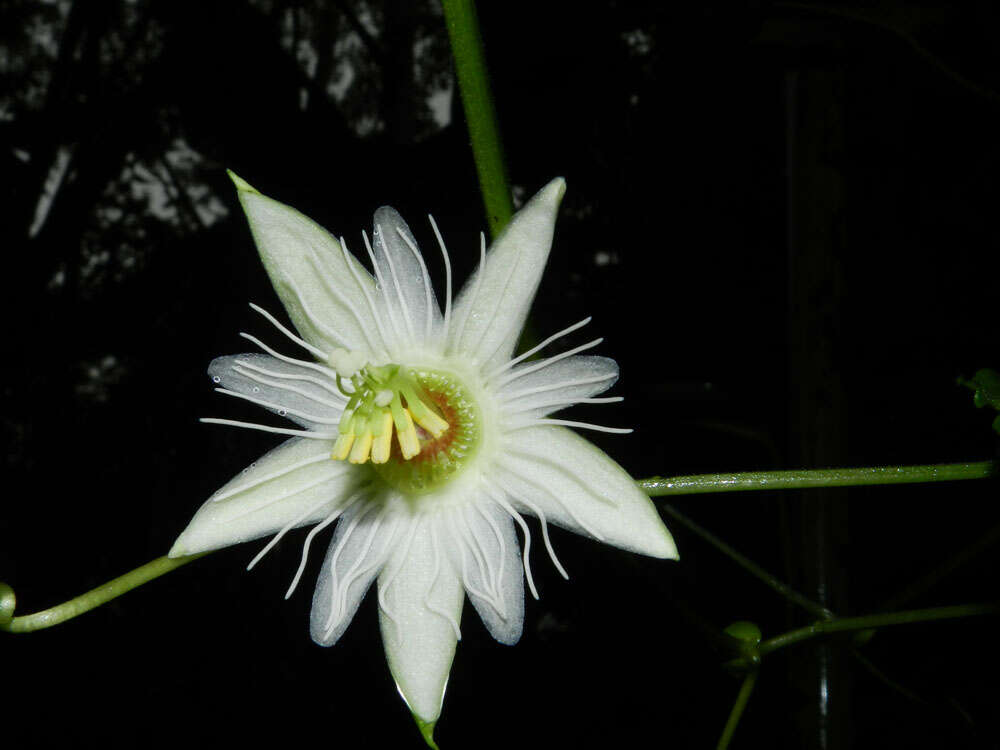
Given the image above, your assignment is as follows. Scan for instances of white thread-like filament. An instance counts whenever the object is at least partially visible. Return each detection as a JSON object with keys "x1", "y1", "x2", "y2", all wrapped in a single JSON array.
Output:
[
  {"x1": 506, "y1": 395, "x2": 624, "y2": 416},
  {"x1": 428, "y1": 215, "x2": 452, "y2": 349},
  {"x1": 225, "y1": 471, "x2": 345, "y2": 524},
  {"x1": 232, "y1": 362, "x2": 345, "y2": 407},
  {"x1": 448, "y1": 513, "x2": 502, "y2": 613},
  {"x1": 427, "y1": 522, "x2": 462, "y2": 639},
  {"x1": 214, "y1": 387, "x2": 340, "y2": 425},
  {"x1": 448, "y1": 233, "x2": 486, "y2": 354},
  {"x1": 486, "y1": 317, "x2": 592, "y2": 379},
  {"x1": 460, "y1": 505, "x2": 504, "y2": 611},
  {"x1": 473, "y1": 501, "x2": 507, "y2": 601},
  {"x1": 283, "y1": 275, "x2": 350, "y2": 348},
  {"x1": 500, "y1": 463, "x2": 606, "y2": 542},
  {"x1": 362, "y1": 230, "x2": 406, "y2": 348},
  {"x1": 500, "y1": 373, "x2": 613, "y2": 401},
  {"x1": 492, "y1": 338, "x2": 604, "y2": 389},
  {"x1": 494, "y1": 476, "x2": 568, "y2": 580},
  {"x1": 246, "y1": 493, "x2": 336, "y2": 571},
  {"x1": 339, "y1": 236, "x2": 393, "y2": 359},
  {"x1": 482, "y1": 485, "x2": 539, "y2": 600},
  {"x1": 304, "y1": 248, "x2": 382, "y2": 357},
  {"x1": 375, "y1": 223, "x2": 418, "y2": 342},
  {"x1": 248, "y1": 302, "x2": 328, "y2": 359},
  {"x1": 200, "y1": 417, "x2": 337, "y2": 439},
  {"x1": 285, "y1": 490, "x2": 365, "y2": 599},
  {"x1": 239, "y1": 332, "x2": 341, "y2": 380},
  {"x1": 211, "y1": 453, "x2": 333, "y2": 503},
  {"x1": 376, "y1": 514, "x2": 419, "y2": 642},
  {"x1": 529, "y1": 418, "x2": 633, "y2": 434},
  {"x1": 395, "y1": 226, "x2": 435, "y2": 344},
  {"x1": 324, "y1": 503, "x2": 382, "y2": 635}
]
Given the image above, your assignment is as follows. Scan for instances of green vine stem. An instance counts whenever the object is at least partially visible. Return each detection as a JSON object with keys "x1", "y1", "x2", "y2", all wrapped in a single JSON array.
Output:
[
  {"x1": 639, "y1": 460, "x2": 997, "y2": 497},
  {"x1": 724, "y1": 603, "x2": 1000, "y2": 671},
  {"x1": 716, "y1": 671, "x2": 758, "y2": 750},
  {"x1": 441, "y1": 0, "x2": 513, "y2": 237},
  {"x1": 0, "y1": 553, "x2": 206, "y2": 633}
]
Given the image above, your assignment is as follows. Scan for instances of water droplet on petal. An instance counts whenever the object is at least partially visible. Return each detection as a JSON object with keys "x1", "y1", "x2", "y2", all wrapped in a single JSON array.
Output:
[{"x1": 212, "y1": 376, "x2": 221, "y2": 383}]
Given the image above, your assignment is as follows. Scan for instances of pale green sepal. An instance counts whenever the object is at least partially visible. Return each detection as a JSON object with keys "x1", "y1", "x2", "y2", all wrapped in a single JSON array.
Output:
[
  {"x1": 226, "y1": 169, "x2": 260, "y2": 195},
  {"x1": 414, "y1": 716, "x2": 440, "y2": 750}
]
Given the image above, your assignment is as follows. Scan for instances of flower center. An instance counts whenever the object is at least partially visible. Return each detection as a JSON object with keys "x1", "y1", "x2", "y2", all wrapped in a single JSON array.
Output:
[{"x1": 328, "y1": 350, "x2": 480, "y2": 493}]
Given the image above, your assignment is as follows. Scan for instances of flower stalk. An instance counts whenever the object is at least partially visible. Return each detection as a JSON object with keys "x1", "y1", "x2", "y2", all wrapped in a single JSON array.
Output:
[{"x1": 440, "y1": 0, "x2": 513, "y2": 237}]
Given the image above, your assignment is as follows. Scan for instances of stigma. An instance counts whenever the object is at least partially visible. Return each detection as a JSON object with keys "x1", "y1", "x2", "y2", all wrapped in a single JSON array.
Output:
[{"x1": 328, "y1": 349, "x2": 450, "y2": 465}]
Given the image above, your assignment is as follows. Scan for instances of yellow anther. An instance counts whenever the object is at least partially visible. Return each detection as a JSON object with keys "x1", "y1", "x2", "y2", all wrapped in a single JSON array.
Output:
[
  {"x1": 396, "y1": 408, "x2": 420, "y2": 460},
  {"x1": 332, "y1": 433, "x2": 355, "y2": 460},
  {"x1": 413, "y1": 407, "x2": 449, "y2": 439},
  {"x1": 348, "y1": 430, "x2": 373, "y2": 464},
  {"x1": 371, "y1": 411, "x2": 394, "y2": 464}
]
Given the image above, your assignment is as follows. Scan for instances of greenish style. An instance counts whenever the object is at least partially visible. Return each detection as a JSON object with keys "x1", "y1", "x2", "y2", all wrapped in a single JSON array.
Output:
[
  {"x1": 958, "y1": 368, "x2": 1000, "y2": 433},
  {"x1": 440, "y1": 0, "x2": 513, "y2": 238}
]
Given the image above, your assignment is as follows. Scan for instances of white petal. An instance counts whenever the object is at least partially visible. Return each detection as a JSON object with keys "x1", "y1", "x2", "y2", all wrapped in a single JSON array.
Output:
[
  {"x1": 230, "y1": 173, "x2": 385, "y2": 356},
  {"x1": 169, "y1": 438, "x2": 358, "y2": 556},
  {"x1": 371, "y1": 207, "x2": 442, "y2": 353},
  {"x1": 379, "y1": 514, "x2": 463, "y2": 723},
  {"x1": 449, "y1": 178, "x2": 565, "y2": 370},
  {"x1": 444, "y1": 497, "x2": 524, "y2": 645},
  {"x1": 310, "y1": 499, "x2": 401, "y2": 646},
  {"x1": 209, "y1": 354, "x2": 346, "y2": 430},
  {"x1": 497, "y1": 426, "x2": 677, "y2": 559},
  {"x1": 498, "y1": 354, "x2": 619, "y2": 421}
]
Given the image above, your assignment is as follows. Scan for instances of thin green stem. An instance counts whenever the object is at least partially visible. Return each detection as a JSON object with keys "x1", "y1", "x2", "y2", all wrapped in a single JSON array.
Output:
[
  {"x1": 725, "y1": 603, "x2": 1000, "y2": 670},
  {"x1": 659, "y1": 503, "x2": 833, "y2": 621},
  {"x1": 441, "y1": 0, "x2": 513, "y2": 237},
  {"x1": 716, "y1": 671, "x2": 758, "y2": 750},
  {"x1": 0, "y1": 553, "x2": 207, "y2": 633},
  {"x1": 639, "y1": 460, "x2": 996, "y2": 497}
]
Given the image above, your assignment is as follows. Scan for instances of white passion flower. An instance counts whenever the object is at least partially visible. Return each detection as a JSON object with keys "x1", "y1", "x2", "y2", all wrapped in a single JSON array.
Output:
[{"x1": 169, "y1": 173, "x2": 678, "y2": 732}]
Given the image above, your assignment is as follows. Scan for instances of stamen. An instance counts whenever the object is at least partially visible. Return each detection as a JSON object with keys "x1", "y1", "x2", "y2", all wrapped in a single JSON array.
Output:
[
  {"x1": 376, "y1": 223, "x2": 417, "y2": 341},
  {"x1": 214, "y1": 387, "x2": 340, "y2": 425},
  {"x1": 249, "y1": 302, "x2": 328, "y2": 359},
  {"x1": 428, "y1": 215, "x2": 452, "y2": 348},
  {"x1": 396, "y1": 226, "x2": 435, "y2": 345},
  {"x1": 530, "y1": 418, "x2": 633, "y2": 434},
  {"x1": 200, "y1": 417, "x2": 337, "y2": 439},
  {"x1": 486, "y1": 317, "x2": 592, "y2": 379},
  {"x1": 449, "y1": 232, "x2": 487, "y2": 355},
  {"x1": 491, "y1": 338, "x2": 604, "y2": 389}
]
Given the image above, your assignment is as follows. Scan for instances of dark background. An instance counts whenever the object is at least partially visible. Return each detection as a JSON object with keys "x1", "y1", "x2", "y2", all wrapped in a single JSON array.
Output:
[{"x1": 3, "y1": 1, "x2": 1000, "y2": 747}]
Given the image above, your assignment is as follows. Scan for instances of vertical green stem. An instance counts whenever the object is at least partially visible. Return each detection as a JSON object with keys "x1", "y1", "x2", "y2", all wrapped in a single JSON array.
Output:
[
  {"x1": 716, "y1": 671, "x2": 758, "y2": 750},
  {"x1": 441, "y1": 0, "x2": 513, "y2": 237}
]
